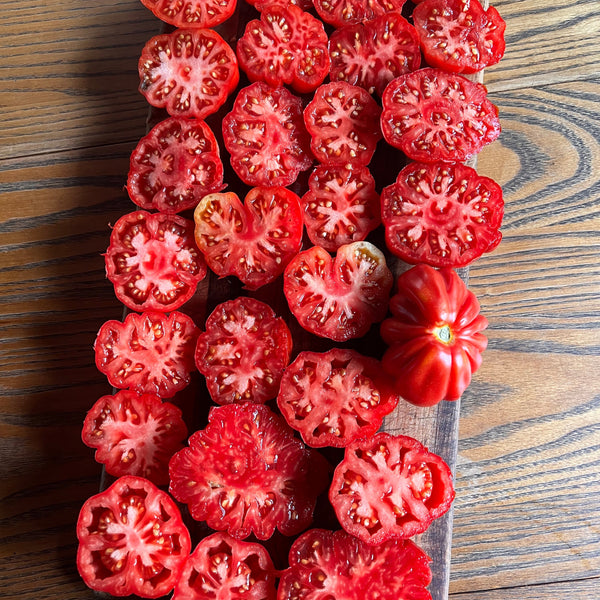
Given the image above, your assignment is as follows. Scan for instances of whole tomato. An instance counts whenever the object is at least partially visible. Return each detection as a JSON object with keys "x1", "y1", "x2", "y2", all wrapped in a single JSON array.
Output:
[{"x1": 380, "y1": 265, "x2": 488, "y2": 407}]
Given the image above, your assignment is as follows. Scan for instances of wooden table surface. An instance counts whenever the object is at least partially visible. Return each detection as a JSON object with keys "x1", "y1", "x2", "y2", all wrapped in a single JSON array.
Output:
[{"x1": 1, "y1": 0, "x2": 599, "y2": 598}]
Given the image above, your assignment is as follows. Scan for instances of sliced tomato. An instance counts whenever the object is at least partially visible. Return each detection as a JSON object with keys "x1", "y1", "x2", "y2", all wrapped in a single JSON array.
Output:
[
  {"x1": 381, "y1": 161, "x2": 504, "y2": 268},
  {"x1": 313, "y1": 0, "x2": 407, "y2": 27},
  {"x1": 380, "y1": 264, "x2": 489, "y2": 406},
  {"x1": 94, "y1": 311, "x2": 199, "y2": 399},
  {"x1": 195, "y1": 297, "x2": 293, "y2": 405},
  {"x1": 139, "y1": 0, "x2": 237, "y2": 29},
  {"x1": 413, "y1": 0, "x2": 506, "y2": 74},
  {"x1": 301, "y1": 164, "x2": 380, "y2": 252},
  {"x1": 173, "y1": 532, "x2": 277, "y2": 600},
  {"x1": 329, "y1": 433, "x2": 455, "y2": 545},
  {"x1": 105, "y1": 210, "x2": 207, "y2": 313},
  {"x1": 237, "y1": 4, "x2": 329, "y2": 94},
  {"x1": 139, "y1": 29, "x2": 239, "y2": 120},
  {"x1": 277, "y1": 348, "x2": 399, "y2": 448},
  {"x1": 380, "y1": 67, "x2": 501, "y2": 163},
  {"x1": 127, "y1": 117, "x2": 225, "y2": 215},
  {"x1": 279, "y1": 529, "x2": 432, "y2": 600},
  {"x1": 329, "y1": 12, "x2": 421, "y2": 97},
  {"x1": 169, "y1": 403, "x2": 328, "y2": 540},
  {"x1": 283, "y1": 241, "x2": 393, "y2": 342},
  {"x1": 81, "y1": 390, "x2": 187, "y2": 486},
  {"x1": 250, "y1": 0, "x2": 313, "y2": 11},
  {"x1": 222, "y1": 83, "x2": 313, "y2": 187},
  {"x1": 76, "y1": 476, "x2": 191, "y2": 598},
  {"x1": 304, "y1": 82, "x2": 382, "y2": 167},
  {"x1": 193, "y1": 187, "x2": 303, "y2": 289}
]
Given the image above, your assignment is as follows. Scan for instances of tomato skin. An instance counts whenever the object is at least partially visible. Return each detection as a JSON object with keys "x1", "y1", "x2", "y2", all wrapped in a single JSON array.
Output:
[
  {"x1": 381, "y1": 161, "x2": 504, "y2": 268},
  {"x1": 76, "y1": 476, "x2": 191, "y2": 598},
  {"x1": 380, "y1": 264, "x2": 488, "y2": 407},
  {"x1": 139, "y1": 0, "x2": 237, "y2": 29},
  {"x1": 329, "y1": 433, "x2": 455, "y2": 545},
  {"x1": 313, "y1": 0, "x2": 407, "y2": 28}
]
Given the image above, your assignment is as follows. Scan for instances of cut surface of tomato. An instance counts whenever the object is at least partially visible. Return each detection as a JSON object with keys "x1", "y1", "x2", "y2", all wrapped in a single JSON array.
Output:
[
  {"x1": 413, "y1": 0, "x2": 506, "y2": 74},
  {"x1": 127, "y1": 117, "x2": 225, "y2": 215},
  {"x1": 105, "y1": 210, "x2": 207, "y2": 313},
  {"x1": 195, "y1": 297, "x2": 293, "y2": 405},
  {"x1": 380, "y1": 68, "x2": 500, "y2": 163},
  {"x1": 278, "y1": 528, "x2": 432, "y2": 600},
  {"x1": 237, "y1": 4, "x2": 330, "y2": 94},
  {"x1": 329, "y1": 12, "x2": 421, "y2": 96},
  {"x1": 193, "y1": 186, "x2": 303, "y2": 289},
  {"x1": 329, "y1": 433, "x2": 455, "y2": 544},
  {"x1": 81, "y1": 390, "x2": 187, "y2": 486},
  {"x1": 169, "y1": 403, "x2": 328, "y2": 540},
  {"x1": 223, "y1": 82, "x2": 312, "y2": 187},
  {"x1": 140, "y1": 0, "x2": 237, "y2": 29},
  {"x1": 304, "y1": 82, "x2": 382, "y2": 167},
  {"x1": 283, "y1": 241, "x2": 393, "y2": 342},
  {"x1": 313, "y1": 0, "x2": 407, "y2": 28},
  {"x1": 94, "y1": 311, "x2": 199, "y2": 399},
  {"x1": 76, "y1": 476, "x2": 191, "y2": 598},
  {"x1": 139, "y1": 28, "x2": 239, "y2": 120},
  {"x1": 277, "y1": 348, "x2": 399, "y2": 448},
  {"x1": 380, "y1": 264, "x2": 488, "y2": 406},
  {"x1": 381, "y1": 161, "x2": 504, "y2": 268}
]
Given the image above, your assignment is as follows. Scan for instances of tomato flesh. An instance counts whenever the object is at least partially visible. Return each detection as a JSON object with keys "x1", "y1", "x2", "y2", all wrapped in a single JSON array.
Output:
[
  {"x1": 140, "y1": 0, "x2": 237, "y2": 29},
  {"x1": 313, "y1": 0, "x2": 407, "y2": 28}
]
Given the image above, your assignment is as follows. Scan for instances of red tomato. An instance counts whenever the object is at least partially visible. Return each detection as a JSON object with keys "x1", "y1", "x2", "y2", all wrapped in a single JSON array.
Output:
[
  {"x1": 81, "y1": 390, "x2": 187, "y2": 486},
  {"x1": 237, "y1": 4, "x2": 329, "y2": 94},
  {"x1": 413, "y1": 0, "x2": 506, "y2": 74},
  {"x1": 329, "y1": 433, "x2": 455, "y2": 544},
  {"x1": 277, "y1": 348, "x2": 399, "y2": 448},
  {"x1": 127, "y1": 117, "x2": 225, "y2": 214},
  {"x1": 380, "y1": 264, "x2": 488, "y2": 406},
  {"x1": 169, "y1": 403, "x2": 328, "y2": 540},
  {"x1": 195, "y1": 297, "x2": 293, "y2": 405},
  {"x1": 173, "y1": 532, "x2": 277, "y2": 600},
  {"x1": 138, "y1": 29, "x2": 239, "y2": 120},
  {"x1": 283, "y1": 241, "x2": 393, "y2": 342},
  {"x1": 222, "y1": 82, "x2": 312, "y2": 187},
  {"x1": 313, "y1": 0, "x2": 407, "y2": 27},
  {"x1": 104, "y1": 210, "x2": 207, "y2": 313},
  {"x1": 76, "y1": 476, "x2": 191, "y2": 598},
  {"x1": 193, "y1": 186, "x2": 303, "y2": 289},
  {"x1": 380, "y1": 68, "x2": 501, "y2": 163},
  {"x1": 304, "y1": 82, "x2": 382, "y2": 167},
  {"x1": 250, "y1": 0, "x2": 313, "y2": 10},
  {"x1": 139, "y1": 0, "x2": 237, "y2": 29},
  {"x1": 278, "y1": 529, "x2": 432, "y2": 600},
  {"x1": 301, "y1": 164, "x2": 381, "y2": 252},
  {"x1": 329, "y1": 12, "x2": 421, "y2": 96},
  {"x1": 94, "y1": 311, "x2": 199, "y2": 399},
  {"x1": 381, "y1": 161, "x2": 504, "y2": 268}
]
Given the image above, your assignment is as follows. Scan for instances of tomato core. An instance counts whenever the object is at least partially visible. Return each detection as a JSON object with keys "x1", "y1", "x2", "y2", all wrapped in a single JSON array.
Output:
[{"x1": 434, "y1": 324, "x2": 453, "y2": 344}]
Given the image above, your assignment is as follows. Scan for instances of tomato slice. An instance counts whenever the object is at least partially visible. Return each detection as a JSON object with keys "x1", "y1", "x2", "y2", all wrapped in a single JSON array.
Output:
[
  {"x1": 283, "y1": 241, "x2": 393, "y2": 342},
  {"x1": 301, "y1": 164, "x2": 381, "y2": 252},
  {"x1": 277, "y1": 348, "x2": 399, "y2": 448},
  {"x1": 195, "y1": 297, "x2": 293, "y2": 405},
  {"x1": 139, "y1": 0, "x2": 237, "y2": 29},
  {"x1": 380, "y1": 67, "x2": 501, "y2": 163},
  {"x1": 381, "y1": 161, "x2": 504, "y2": 268},
  {"x1": 169, "y1": 403, "x2": 328, "y2": 540},
  {"x1": 76, "y1": 476, "x2": 191, "y2": 598},
  {"x1": 105, "y1": 210, "x2": 207, "y2": 313},
  {"x1": 304, "y1": 82, "x2": 382, "y2": 168},
  {"x1": 193, "y1": 186, "x2": 303, "y2": 290},
  {"x1": 139, "y1": 29, "x2": 239, "y2": 120},
  {"x1": 127, "y1": 117, "x2": 225, "y2": 215},
  {"x1": 237, "y1": 4, "x2": 330, "y2": 94},
  {"x1": 173, "y1": 532, "x2": 277, "y2": 600},
  {"x1": 279, "y1": 529, "x2": 432, "y2": 600},
  {"x1": 380, "y1": 264, "x2": 489, "y2": 406},
  {"x1": 81, "y1": 390, "x2": 187, "y2": 486},
  {"x1": 313, "y1": 0, "x2": 407, "y2": 27},
  {"x1": 94, "y1": 311, "x2": 199, "y2": 399},
  {"x1": 250, "y1": 0, "x2": 313, "y2": 11},
  {"x1": 413, "y1": 0, "x2": 506, "y2": 74},
  {"x1": 222, "y1": 82, "x2": 312, "y2": 187},
  {"x1": 329, "y1": 433, "x2": 455, "y2": 545},
  {"x1": 329, "y1": 12, "x2": 421, "y2": 97}
]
